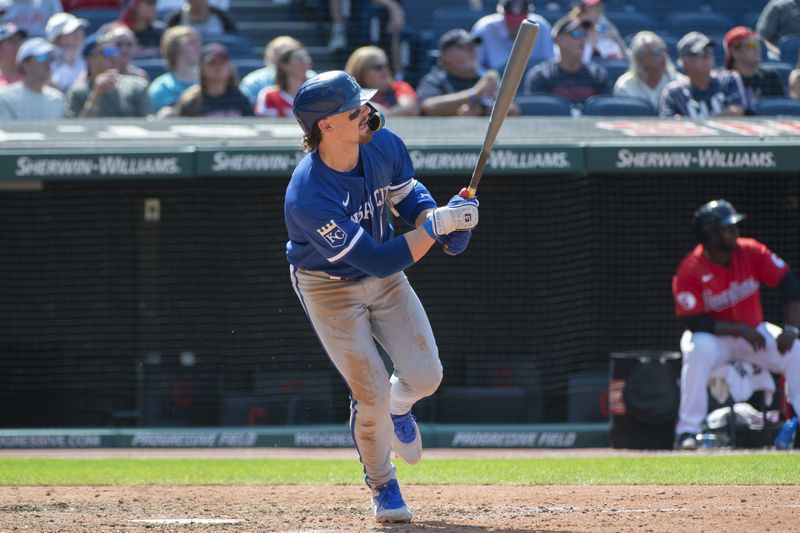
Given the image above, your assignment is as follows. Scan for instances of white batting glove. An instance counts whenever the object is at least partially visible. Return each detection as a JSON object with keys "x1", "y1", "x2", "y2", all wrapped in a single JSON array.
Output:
[{"x1": 423, "y1": 197, "x2": 479, "y2": 238}]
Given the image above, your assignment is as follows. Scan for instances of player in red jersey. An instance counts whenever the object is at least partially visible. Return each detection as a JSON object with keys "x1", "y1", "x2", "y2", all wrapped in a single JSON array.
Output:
[{"x1": 672, "y1": 199, "x2": 800, "y2": 450}]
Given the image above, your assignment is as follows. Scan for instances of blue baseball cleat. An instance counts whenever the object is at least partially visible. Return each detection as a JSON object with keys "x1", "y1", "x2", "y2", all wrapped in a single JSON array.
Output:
[
  {"x1": 372, "y1": 479, "x2": 413, "y2": 523},
  {"x1": 391, "y1": 411, "x2": 422, "y2": 465}
]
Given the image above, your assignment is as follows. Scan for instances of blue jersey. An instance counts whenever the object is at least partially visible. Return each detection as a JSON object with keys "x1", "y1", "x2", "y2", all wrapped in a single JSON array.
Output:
[{"x1": 285, "y1": 128, "x2": 416, "y2": 279}]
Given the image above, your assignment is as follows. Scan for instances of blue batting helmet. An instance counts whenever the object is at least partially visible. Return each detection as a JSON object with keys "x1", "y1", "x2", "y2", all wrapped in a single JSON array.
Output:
[{"x1": 293, "y1": 70, "x2": 377, "y2": 135}]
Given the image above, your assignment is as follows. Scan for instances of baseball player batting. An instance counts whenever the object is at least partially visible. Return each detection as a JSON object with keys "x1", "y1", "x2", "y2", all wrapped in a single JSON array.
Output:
[
  {"x1": 284, "y1": 71, "x2": 479, "y2": 523},
  {"x1": 672, "y1": 200, "x2": 800, "y2": 450}
]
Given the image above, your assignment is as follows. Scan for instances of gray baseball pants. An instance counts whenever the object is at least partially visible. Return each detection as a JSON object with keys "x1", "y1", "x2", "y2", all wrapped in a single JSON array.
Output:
[{"x1": 290, "y1": 266, "x2": 443, "y2": 489}]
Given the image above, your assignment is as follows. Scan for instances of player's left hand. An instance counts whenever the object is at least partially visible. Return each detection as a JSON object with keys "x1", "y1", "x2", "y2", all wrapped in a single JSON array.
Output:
[
  {"x1": 442, "y1": 230, "x2": 472, "y2": 256},
  {"x1": 777, "y1": 328, "x2": 798, "y2": 355}
]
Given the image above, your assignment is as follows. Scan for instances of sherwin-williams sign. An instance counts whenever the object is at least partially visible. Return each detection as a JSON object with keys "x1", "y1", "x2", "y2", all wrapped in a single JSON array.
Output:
[
  {"x1": 1, "y1": 150, "x2": 194, "y2": 180},
  {"x1": 586, "y1": 145, "x2": 797, "y2": 173}
]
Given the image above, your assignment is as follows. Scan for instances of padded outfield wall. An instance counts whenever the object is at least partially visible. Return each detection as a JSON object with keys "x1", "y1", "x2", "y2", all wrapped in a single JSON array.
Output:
[{"x1": 0, "y1": 117, "x2": 798, "y2": 439}]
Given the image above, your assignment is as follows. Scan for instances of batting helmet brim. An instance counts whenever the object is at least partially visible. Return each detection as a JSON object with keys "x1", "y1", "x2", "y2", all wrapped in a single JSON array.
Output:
[{"x1": 293, "y1": 70, "x2": 379, "y2": 135}]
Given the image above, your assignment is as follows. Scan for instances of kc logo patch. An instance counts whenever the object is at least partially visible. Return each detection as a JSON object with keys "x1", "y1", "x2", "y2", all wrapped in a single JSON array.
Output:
[{"x1": 316, "y1": 219, "x2": 348, "y2": 248}]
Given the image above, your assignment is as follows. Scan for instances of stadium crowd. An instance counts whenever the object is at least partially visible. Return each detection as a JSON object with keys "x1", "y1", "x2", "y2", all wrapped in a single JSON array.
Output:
[{"x1": 1, "y1": 0, "x2": 800, "y2": 120}]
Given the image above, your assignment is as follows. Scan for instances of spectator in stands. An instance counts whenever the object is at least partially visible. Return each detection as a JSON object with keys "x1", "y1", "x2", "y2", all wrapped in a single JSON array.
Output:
[
  {"x1": 45, "y1": 12, "x2": 87, "y2": 92},
  {"x1": 147, "y1": 25, "x2": 200, "y2": 116},
  {"x1": 165, "y1": 0, "x2": 238, "y2": 36},
  {"x1": 373, "y1": 0, "x2": 406, "y2": 76},
  {"x1": 614, "y1": 31, "x2": 683, "y2": 110},
  {"x1": 0, "y1": 23, "x2": 27, "y2": 87},
  {"x1": 659, "y1": 32, "x2": 745, "y2": 119},
  {"x1": 569, "y1": 0, "x2": 626, "y2": 63},
  {"x1": 789, "y1": 56, "x2": 800, "y2": 99},
  {"x1": 345, "y1": 45, "x2": 417, "y2": 116},
  {"x1": 65, "y1": 32, "x2": 153, "y2": 117},
  {"x1": 0, "y1": 0, "x2": 63, "y2": 38},
  {"x1": 0, "y1": 37, "x2": 65, "y2": 118},
  {"x1": 103, "y1": 22, "x2": 149, "y2": 79},
  {"x1": 756, "y1": 0, "x2": 800, "y2": 59},
  {"x1": 326, "y1": 0, "x2": 346, "y2": 52},
  {"x1": 471, "y1": 0, "x2": 554, "y2": 72},
  {"x1": 254, "y1": 43, "x2": 311, "y2": 117},
  {"x1": 723, "y1": 26, "x2": 784, "y2": 109},
  {"x1": 523, "y1": 16, "x2": 609, "y2": 104},
  {"x1": 239, "y1": 35, "x2": 315, "y2": 105},
  {"x1": 417, "y1": 29, "x2": 519, "y2": 117},
  {"x1": 119, "y1": 0, "x2": 167, "y2": 58},
  {"x1": 175, "y1": 42, "x2": 251, "y2": 116}
]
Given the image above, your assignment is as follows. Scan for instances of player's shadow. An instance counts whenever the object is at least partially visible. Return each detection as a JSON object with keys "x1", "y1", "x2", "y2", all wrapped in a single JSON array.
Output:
[{"x1": 377, "y1": 522, "x2": 575, "y2": 532}]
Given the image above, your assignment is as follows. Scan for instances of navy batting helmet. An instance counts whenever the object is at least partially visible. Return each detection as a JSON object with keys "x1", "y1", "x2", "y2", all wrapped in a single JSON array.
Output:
[
  {"x1": 293, "y1": 70, "x2": 377, "y2": 135},
  {"x1": 692, "y1": 199, "x2": 746, "y2": 243}
]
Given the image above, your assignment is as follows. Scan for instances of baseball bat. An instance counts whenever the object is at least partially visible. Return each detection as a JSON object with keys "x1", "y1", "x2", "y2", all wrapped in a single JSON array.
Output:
[{"x1": 464, "y1": 20, "x2": 539, "y2": 199}]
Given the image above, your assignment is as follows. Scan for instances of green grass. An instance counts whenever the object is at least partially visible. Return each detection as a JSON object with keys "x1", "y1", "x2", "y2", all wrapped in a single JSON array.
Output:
[{"x1": 1, "y1": 455, "x2": 799, "y2": 486}]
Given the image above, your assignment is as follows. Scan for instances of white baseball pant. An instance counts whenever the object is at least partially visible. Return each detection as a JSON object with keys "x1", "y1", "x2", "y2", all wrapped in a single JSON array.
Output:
[{"x1": 676, "y1": 322, "x2": 800, "y2": 435}]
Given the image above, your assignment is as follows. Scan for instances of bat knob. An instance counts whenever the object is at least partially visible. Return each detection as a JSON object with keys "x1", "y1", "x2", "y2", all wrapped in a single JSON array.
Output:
[{"x1": 459, "y1": 187, "x2": 476, "y2": 199}]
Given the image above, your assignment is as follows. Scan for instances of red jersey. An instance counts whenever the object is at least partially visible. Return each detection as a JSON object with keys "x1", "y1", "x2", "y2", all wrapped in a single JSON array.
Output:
[
  {"x1": 254, "y1": 87, "x2": 293, "y2": 117},
  {"x1": 672, "y1": 238, "x2": 790, "y2": 327}
]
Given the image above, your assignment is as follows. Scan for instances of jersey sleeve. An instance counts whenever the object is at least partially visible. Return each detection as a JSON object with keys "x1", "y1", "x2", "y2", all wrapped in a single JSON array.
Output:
[
  {"x1": 673, "y1": 262, "x2": 705, "y2": 317},
  {"x1": 289, "y1": 203, "x2": 367, "y2": 264},
  {"x1": 746, "y1": 239, "x2": 790, "y2": 287}
]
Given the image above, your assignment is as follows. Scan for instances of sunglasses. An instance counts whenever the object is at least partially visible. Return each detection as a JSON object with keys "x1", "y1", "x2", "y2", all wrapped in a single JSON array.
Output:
[
  {"x1": 369, "y1": 63, "x2": 389, "y2": 71},
  {"x1": 646, "y1": 46, "x2": 665, "y2": 56},
  {"x1": 566, "y1": 29, "x2": 588, "y2": 39},
  {"x1": 95, "y1": 45, "x2": 120, "y2": 58},
  {"x1": 32, "y1": 53, "x2": 54, "y2": 63},
  {"x1": 735, "y1": 39, "x2": 760, "y2": 50}
]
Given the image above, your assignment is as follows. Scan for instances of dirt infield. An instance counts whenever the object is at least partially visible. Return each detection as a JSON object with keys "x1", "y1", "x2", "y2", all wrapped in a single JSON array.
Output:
[{"x1": 0, "y1": 449, "x2": 797, "y2": 532}]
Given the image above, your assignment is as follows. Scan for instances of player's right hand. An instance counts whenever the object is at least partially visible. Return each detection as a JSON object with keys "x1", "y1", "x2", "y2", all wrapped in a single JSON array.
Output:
[
  {"x1": 424, "y1": 196, "x2": 478, "y2": 238},
  {"x1": 741, "y1": 325, "x2": 766, "y2": 352}
]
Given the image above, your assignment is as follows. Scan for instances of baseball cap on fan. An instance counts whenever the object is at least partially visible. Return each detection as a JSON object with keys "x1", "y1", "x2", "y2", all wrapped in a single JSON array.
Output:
[
  {"x1": 499, "y1": 0, "x2": 529, "y2": 16},
  {"x1": 0, "y1": 22, "x2": 27, "y2": 43},
  {"x1": 677, "y1": 31, "x2": 714, "y2": 57},
  {"x1": 438, "y1": 28, "x2": 482, "y2": 52},
  {"x1": 723, "y1": 26, "x2": 757, "y2": 69},
  {"x1": 45, "y1": 12, "x2": 89, "y2": 42},
  {"x1": 202, "y1": 42, "x2": 229, "y2": 63},
  {"x1": 16, "y1": 37, "x2": 55, "y2": 64}
]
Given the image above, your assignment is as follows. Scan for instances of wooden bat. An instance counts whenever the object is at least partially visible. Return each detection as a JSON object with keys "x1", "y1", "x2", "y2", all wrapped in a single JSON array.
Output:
[{"x1": 464, "y1": 20, "x2": 540, "y2": 199}]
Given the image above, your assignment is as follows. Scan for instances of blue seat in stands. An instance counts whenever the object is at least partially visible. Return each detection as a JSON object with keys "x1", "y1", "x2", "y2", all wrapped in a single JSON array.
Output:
[
  {"x1": 231, "y1": 58, "x2": 264, "y2": 79},
  {"x1": 600, "y1": 60, "x2": 630, "y2": 88},
  {"x1": 516, "y1": 94, "x2": 573, "y2": 116},
  {"x1": 583, "y1": 95, "x2": 657, "y2": 116},
  {"x1": 204, "y1": 34, "x2": 254, "y2": 58},
  {"x1": 754, "y1": 97, "x2": 800, "y2": 116},
  {"x1": 429, "y1": 7, "x2": 491, "y2": 42},
  {"x1": 70, "y1": 7, "x2": 119, "y2": 35},
  {"x1": 132, "y1": 58, "x2": 167, "y2": 80},
  {"x1": 665, "y1": 12, "x2": 734, "y2": 38},
  {"x1": 778, "y1": 33, "x2": 800, "y2": 64},
  {"x1": 762, "y1": 61, "x2": 793, "y2": 95},
  {"x1": 607, "y1": 11, "x2": 660, "y2": 37}
]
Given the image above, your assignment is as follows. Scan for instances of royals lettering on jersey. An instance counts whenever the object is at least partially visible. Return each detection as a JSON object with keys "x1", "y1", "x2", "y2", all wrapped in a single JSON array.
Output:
[
  {"x1": 672, "y1": 238, "x2": 790, "y2": 327},
  {"x1": 284, "y1": 128, "x2": 416, "y2": 279}
]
